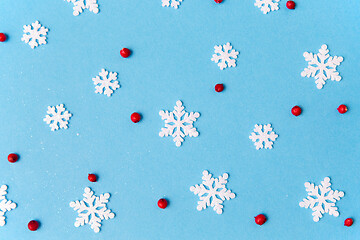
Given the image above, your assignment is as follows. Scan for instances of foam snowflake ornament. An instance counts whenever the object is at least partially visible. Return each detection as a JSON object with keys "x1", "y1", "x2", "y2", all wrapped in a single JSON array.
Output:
[
  {"x1": 21, "y1": 21, "x2": 48, "y2": 49},
  {"x1": 211, "y1": 42, "x2": 239, "y2": 70},
  {"x1": 301, "y1": 44, "x2": 344, "y2": 89},
  {"x1": 162, "y1": 0, "x2": 183, "y2": 9},
  {"x1": 159, "y1": 100, "x2": 200, "y2": 147},
  {"x1": 254, "y1": 0, "x2": 280, "y2": 14},
  {"x1": 190, "y1": 171, "x2": 235, "y2": 214},
  {"x1": 43, "y1": 104, "x2": 72, "y2": 131},
  {"x1": 65, "y1": 0, "x2": 99, "y2": 16},
  {"x1": 0, "y1": 185, "x2": 17, "y2": 226},
  {"x1": 249, "y1": 124, "x2": 278, "y2": 150},
  {"x1": 92, "y1": 69, "x2": 120, "y2": 97},
  {"x1": 299, "y1": 177, "x2": 344, "y2": 222},
  {"x1": 70, "y1": 187, "x2": 115, "y2": 233}
]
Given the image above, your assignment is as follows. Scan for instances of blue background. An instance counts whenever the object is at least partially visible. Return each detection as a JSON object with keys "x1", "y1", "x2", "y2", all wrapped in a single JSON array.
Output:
[{"x1": 0, "y1": 0, "x2": 359, "y2": 239}]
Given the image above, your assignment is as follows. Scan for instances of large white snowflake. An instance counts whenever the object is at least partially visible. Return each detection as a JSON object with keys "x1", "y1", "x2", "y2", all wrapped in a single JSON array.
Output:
[
  {"x1": 65, "y1": 0, "x2": 99, "y2": 16},
  {"x1": 159, "y1": 100, "x2": 200, "y2": 147},
  {"x1": 69, "y1": 187, "x2": 115, "y2": 233},
  {"x1": 92, "y1": 69, "x2": 120, "y2": 97},
  {"x1": 0, "y1": 185, "x2": 17, "y2": 226},
  {"x1": 249, "y1": 124, "x2": 278, "y2": 150},
  {"x1": 43, "y1": 104, "x2": 72, "y2": 131},
  {"x1": 299, "y1": 177, "x2": 344, "y2": 222},
  {"x1": 190, "y1": 171, "x2": 235, "y2": 214},
  {"x1": 301, "y1": 44, "x2": 344, "y2": 89},
  {"x1": 254, "y1": 0, "x2": 280, "y2": 14},
  {"x1": 162, "y1": 0, "x2": 183, "y2": 9},
  {"x1": 21, "y1": 21, "x2": 48, "y2": 49},
  {"x1": 211, "y1": 42, "x2": 239, "y2": 70}
]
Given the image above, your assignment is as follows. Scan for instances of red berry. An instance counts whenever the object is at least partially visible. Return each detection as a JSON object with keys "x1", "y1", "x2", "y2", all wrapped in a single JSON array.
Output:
[
  {"x1": 157, "y1": 198, "x2": 168, "y2": 209},
  {"x1": 344, "y1": 218, "x2": 354, "y2": 227},
  {"x1": 286, "y1": 1, "x2": 296, "y2": 9},
  {"x1": 215, "y1": 84, "x2": 224, "y2": 92},
  {"x1": 7, "y1": 153, "x2": 19, "y2": 163},
  {"x1": 88, "y1": 174, "x2": 97, "y2": 182},
  {"x1": 28, "y1": 220, "x2": 39, "y2": 231},
  {"x1": 337, "y1": 104, "x2": 348, "y2": 114},
  {"x1": 291, "y1": 106, "x2": 302, "y2": 116},
  {"x1": 120, "y1": 48, "x2": 131, "y2": 58},
  {"x1": 214, "y1": 0, "x2": 223, "y2": 3},
  {"x1": 254, "y1": 214, "x2": 267, "y2": 225},
  {"x1": 0, "y1": 33, "x2": 7, "y2": 42},
  {"x1": 131, "y1": 112, "x2": 141, "y2": 123}
]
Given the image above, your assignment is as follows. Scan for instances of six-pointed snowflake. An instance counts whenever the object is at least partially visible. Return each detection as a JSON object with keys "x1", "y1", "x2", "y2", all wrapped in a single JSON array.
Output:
[
  {"x1": 65, "y1": 0, "x2": 99, "y2": 16},
  {"x1": 159, "y1": 100, "x2": 200, "y2": 147},
  {"x1": 92, "y1": 69, "x2": 120, "y2": 97},
  {"x1": 211, "y1": 42, "x2": 239, "y2": 70},
  {"x1": 21, "y1": 21, "x2": 48, "y2": 49},
  {"x1": 0, "y1": 185, "x2": 17, "y2": 226},
  {"x1": 69, "y1": 187, "x2": 115, "y2": 233},
  {"x1": 249, "y1": 124, "x2": 278, "y2": 150},
  {"x1": 162, "y1": 0, "x2": 183, "y2": 9},
  {"x1": 301, "y1": 44, "x2": 344, "y2": 89},
  {"x1": 190, "y1": 171, "x2": 235, "y2": 214},
  {"x1": 43, "y1": 104, "x2": 72, "y2": 131},
  {"x1": 254, "y1": 0, "x2": 280, "y2": 14},
  {"x1": 299, "y1": 177, "x2": 344, "y2": 222}
]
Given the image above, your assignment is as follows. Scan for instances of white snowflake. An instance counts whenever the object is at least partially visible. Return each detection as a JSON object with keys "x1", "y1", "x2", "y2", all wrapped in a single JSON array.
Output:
[
  {"x1": 249, "y1": 124, "x2": 278, "y2": 150},
  {"x1": 162, "y1": 0, "x2": 183, "y2": 9},
  {"x1": 69, "y1": 187, "x2": 115, "y2": 233},
  {"x1": 301, "y1": 44, "x2": 344, "y2": 89},
  {"x1": 159, "y1": 100, "x2": 200, "y2": 147},
  {"x1": 299, "y1": 177, "x2": 344, "y2": 222},
  {"x1": 65, "y1": 0, "x2": 99, "y2": 16},
  {"x1": 211, "y1": 42, "x2": 239, "y2": 70},
  {"x1": 190, "y1": 171, "x2": 235, "y2": 214},
  {"x1": 254, "y1": 0, "x2": 280, "y2": 14},
  {"x1": 21, "y1": 21, "x2": 48, "y2": 49},
  {"x1": 0, "y1": 185, "x2": 17, "y2": 226},
  {"x1": 92, "y1": 69, "x2": 120, "y2": 97},
  {"x1": 43, "y1": 104, "x2": 72, "y2": 131}
]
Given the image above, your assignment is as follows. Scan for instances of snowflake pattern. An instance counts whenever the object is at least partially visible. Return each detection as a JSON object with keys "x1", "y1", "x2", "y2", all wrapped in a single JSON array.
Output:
[
  {"x1": 249, "y1": 124, "x2": 278, "y2": 150},
  {"x1": 92, "y1": 69, "x2": 120, "y2": 97},
  {"x1": 21, "y1": 21, "x2": 48, "y2": 49},
  {"x1": 159, "y1": 100, "x2": 200, "y2": 147},
  {"x1": 211, "y1": 42, "x2": 239, "y2": 70},
  {"x1": 69, "y1": 187, "x2": 115, "y2": 233},
  {"x1": 162, "y1": 0, "x2": 183, "y2": 9},
  {"x1": 299, "y1": 177, "x2": 344, "y2": 222},
  {"x1": 190, "y1": 171, "x2": 235, "y2": 214},
  {"x1": 301, "y1": 44, "x2": 344, "y2": 89},
  {"x1": 43, "y1": 104, "x2": 72, "y2": 131},
  {"x1": 254, "y1": 0, "x2": 280, "y2": 14},
  {"x1": 65, "y1": 0, "x2": 99, "y2": 16},
  {"x1": 0, "y1": 185, "x2": 17, "y2": 226}
]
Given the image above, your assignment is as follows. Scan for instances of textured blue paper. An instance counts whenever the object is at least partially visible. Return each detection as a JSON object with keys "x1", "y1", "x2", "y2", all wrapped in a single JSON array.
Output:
[{"x1": 0, "y1": 0, "x2": 360, "y2": 239}]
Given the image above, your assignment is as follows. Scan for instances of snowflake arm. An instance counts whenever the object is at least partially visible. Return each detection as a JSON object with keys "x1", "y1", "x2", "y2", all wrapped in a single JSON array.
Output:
[
  {"x1": 0, "y1": 185, "x2": 17, "y2": 226},
  {"x1": 65, "y1": 0, "x2": 99, "y2": 16},
  {"x1": 254, "y1": 0, "x2": 280, "y2": 14},
  {"x1": 249, "y1": 124, "x2": 278, "y2": 150},
  {"x1": 162, "y1": 0, "x2": 183, "y2": 9},
  {"x1": 92, "y1": 69, "x2": 120, "y2": 97},
  {"x1": 43, "y1": 104, "x2": 72, "y2": 131},
  {"x1": 211, "y1": 42, "x2": 239, "y2": 70},
  {"x1": 21, "y1": 21, "x2": 48, "y2": 49}
]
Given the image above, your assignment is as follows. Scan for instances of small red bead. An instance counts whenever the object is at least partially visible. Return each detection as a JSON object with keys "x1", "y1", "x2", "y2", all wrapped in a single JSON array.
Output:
[
  {"x1": 214, "y1": 0, "x2": 223, "y2": 3},
  {"x1": 131, "y1": 112, "x2": 141, "y2": 123},
  {"x1": 0, "y1": 33, "x2": 7, "y2": 42},
  {"x1": 7, "y1": 153, "x2": 19, "y2": 163},
  {"x1": 291, "y1": 106, "x2": 302, "y2": 116},
  {"x1": 344, "y1": 218, "x2": 354, "y2": 227},
  {"x1": 337, "y1": 104, "x2": 348, "y2": 114},
  {"x1": 215, "y1": 84, "x2": 224, "y2": 92},
  {"x1": 28, "y1": 220, "x2": 39, "y2": 231},
  {"x1": 254, "y1": 214, "x2": 267, "y2": 225},
  {"x1": 120, "y1": 48, "x2": 131, "y2": 58},
  {"x1": 286, "y1": 1, "x2": 296, "y2": 9},
  {"x1": 157, "y1": 198, "x2": 168, "y2": 209},
  {"x1": 88, "y1": 174, "x2": 97, "y2": 182}
]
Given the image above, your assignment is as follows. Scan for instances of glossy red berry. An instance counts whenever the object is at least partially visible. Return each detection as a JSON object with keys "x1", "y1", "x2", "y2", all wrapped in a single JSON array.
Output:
[
  {"x1": 131, "y1": 112, "x2": 141, "y2": 123},
  {"x1": 7, "y1": 153, "x2": 19, "y2": 163},
  {"x1": 337, "y1": 104, "x2": 348, "y2": 114},
  {"x1": 0, "y1": 33, "x2": 7, "y2": 42},
  {"x1": 214, "y1": 0, "x2": 223, "y2": 3},
  {"x1": 291, "y1": 106, "x2": 302, "y2": 116},
  {"x1": 215, "y1": 84, "x2": 224, "y2": 92},
  {"x1": 157, "y1": 198, "x2": 168, "y2": 209},
  {"x1": 344, "y1": 218, "x2": 354, "y2": 227},
  {"x1": 286, "y1": 1, "x2": 296, "y2": 9},
  {"x1": 88, "y1": 174, "x2": 97, "y2": 182},
  {"x1": 120, "y1": 48, "x2": 131, "y2": 58},
  {"x1": 28, "y1": 220, "x2": 39, "y2": 231},
  {"x1": 254, "y1": 214, "x2": 267, "y2": 225}
]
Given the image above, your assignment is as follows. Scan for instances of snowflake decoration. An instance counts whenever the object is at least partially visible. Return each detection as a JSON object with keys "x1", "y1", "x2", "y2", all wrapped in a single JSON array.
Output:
[
  {"x1": 43, "y1": 104, "x2": 72, "y2": 131},
  {"x1": 190, "y1": 171, "x2": 235, "y2": 214},
  {"x1": 301, "y1": 44, "x2": 344, "y2": 89},
  {"x1": 254, "y1": 0, "x2": 280, "y2": 14},
  {"x1": 249, "y1": 124, "x2": 278, "y2": 150},
  {"x1": 162, "y1": 0, "x2": 183, "y2": 9},
  {"x1": 159, "y1": 100, "x2": 200, "y2": 147},
  {"x1": 92, "y1": 69, "x2": 120, "y2": 97},
  {"x1": 69, "y1": 187, "x2": 115, "y2": 233},
  {"x1": 65, "y1": 0, "x2": 99, "y2": 16},
  {"x1": 299, "y1": 177, "x2": 344, "y2": 222},
  {"x1": 21, "y1": 21, "x2": 48, "y2": 49},
  {"x1": 211, "y1": 42, "x2": 239, "y2": 70},
  {"x1": 0, "y1": 185, "x2": 17, "y2": 226}
]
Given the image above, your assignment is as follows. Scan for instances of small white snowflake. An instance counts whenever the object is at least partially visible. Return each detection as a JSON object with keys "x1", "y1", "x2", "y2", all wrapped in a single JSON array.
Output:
[
  {"x1": 92, "y1": 69, "x2": 120, "y2": 97},
  {"x1": 0, "y1": 185, "x2": 17, "y2": 226},
  {"x1": 301, "y1": 44, "x2": 344, "y2": 89},
  {"x1": 65, "y1": 0, "x2": 99, "y2": 16},
  {"x1": 69, "y1": 187, "x2": 115, "y2": 233},
  {"x1": 249, "y1": 124, "x2": 278, "y2": 150},
  {"x1": 254, "y1": 0, "x2": 280, "y2": 14},
  {"x1": 299, "y1": 177, "x2": 344, "y2": 222},
  {"x1": 211, "y1": 42, "x2": 239, "y2": 70},
  {"x1": 162, "y1": 0, "x2": 183, "y2": 9},
  {"x1": 190, "y1": 171, "x2": 235, "y2": 214},
  {"x1": 21, "y1": 21, "x2": 48, "y2": 49},
  {"x1": 43, "y1": 104, "x2": 72, "y2": 131},
  {"x1": 159, "y1": 100, "x2": 200, "y2": 147}
]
